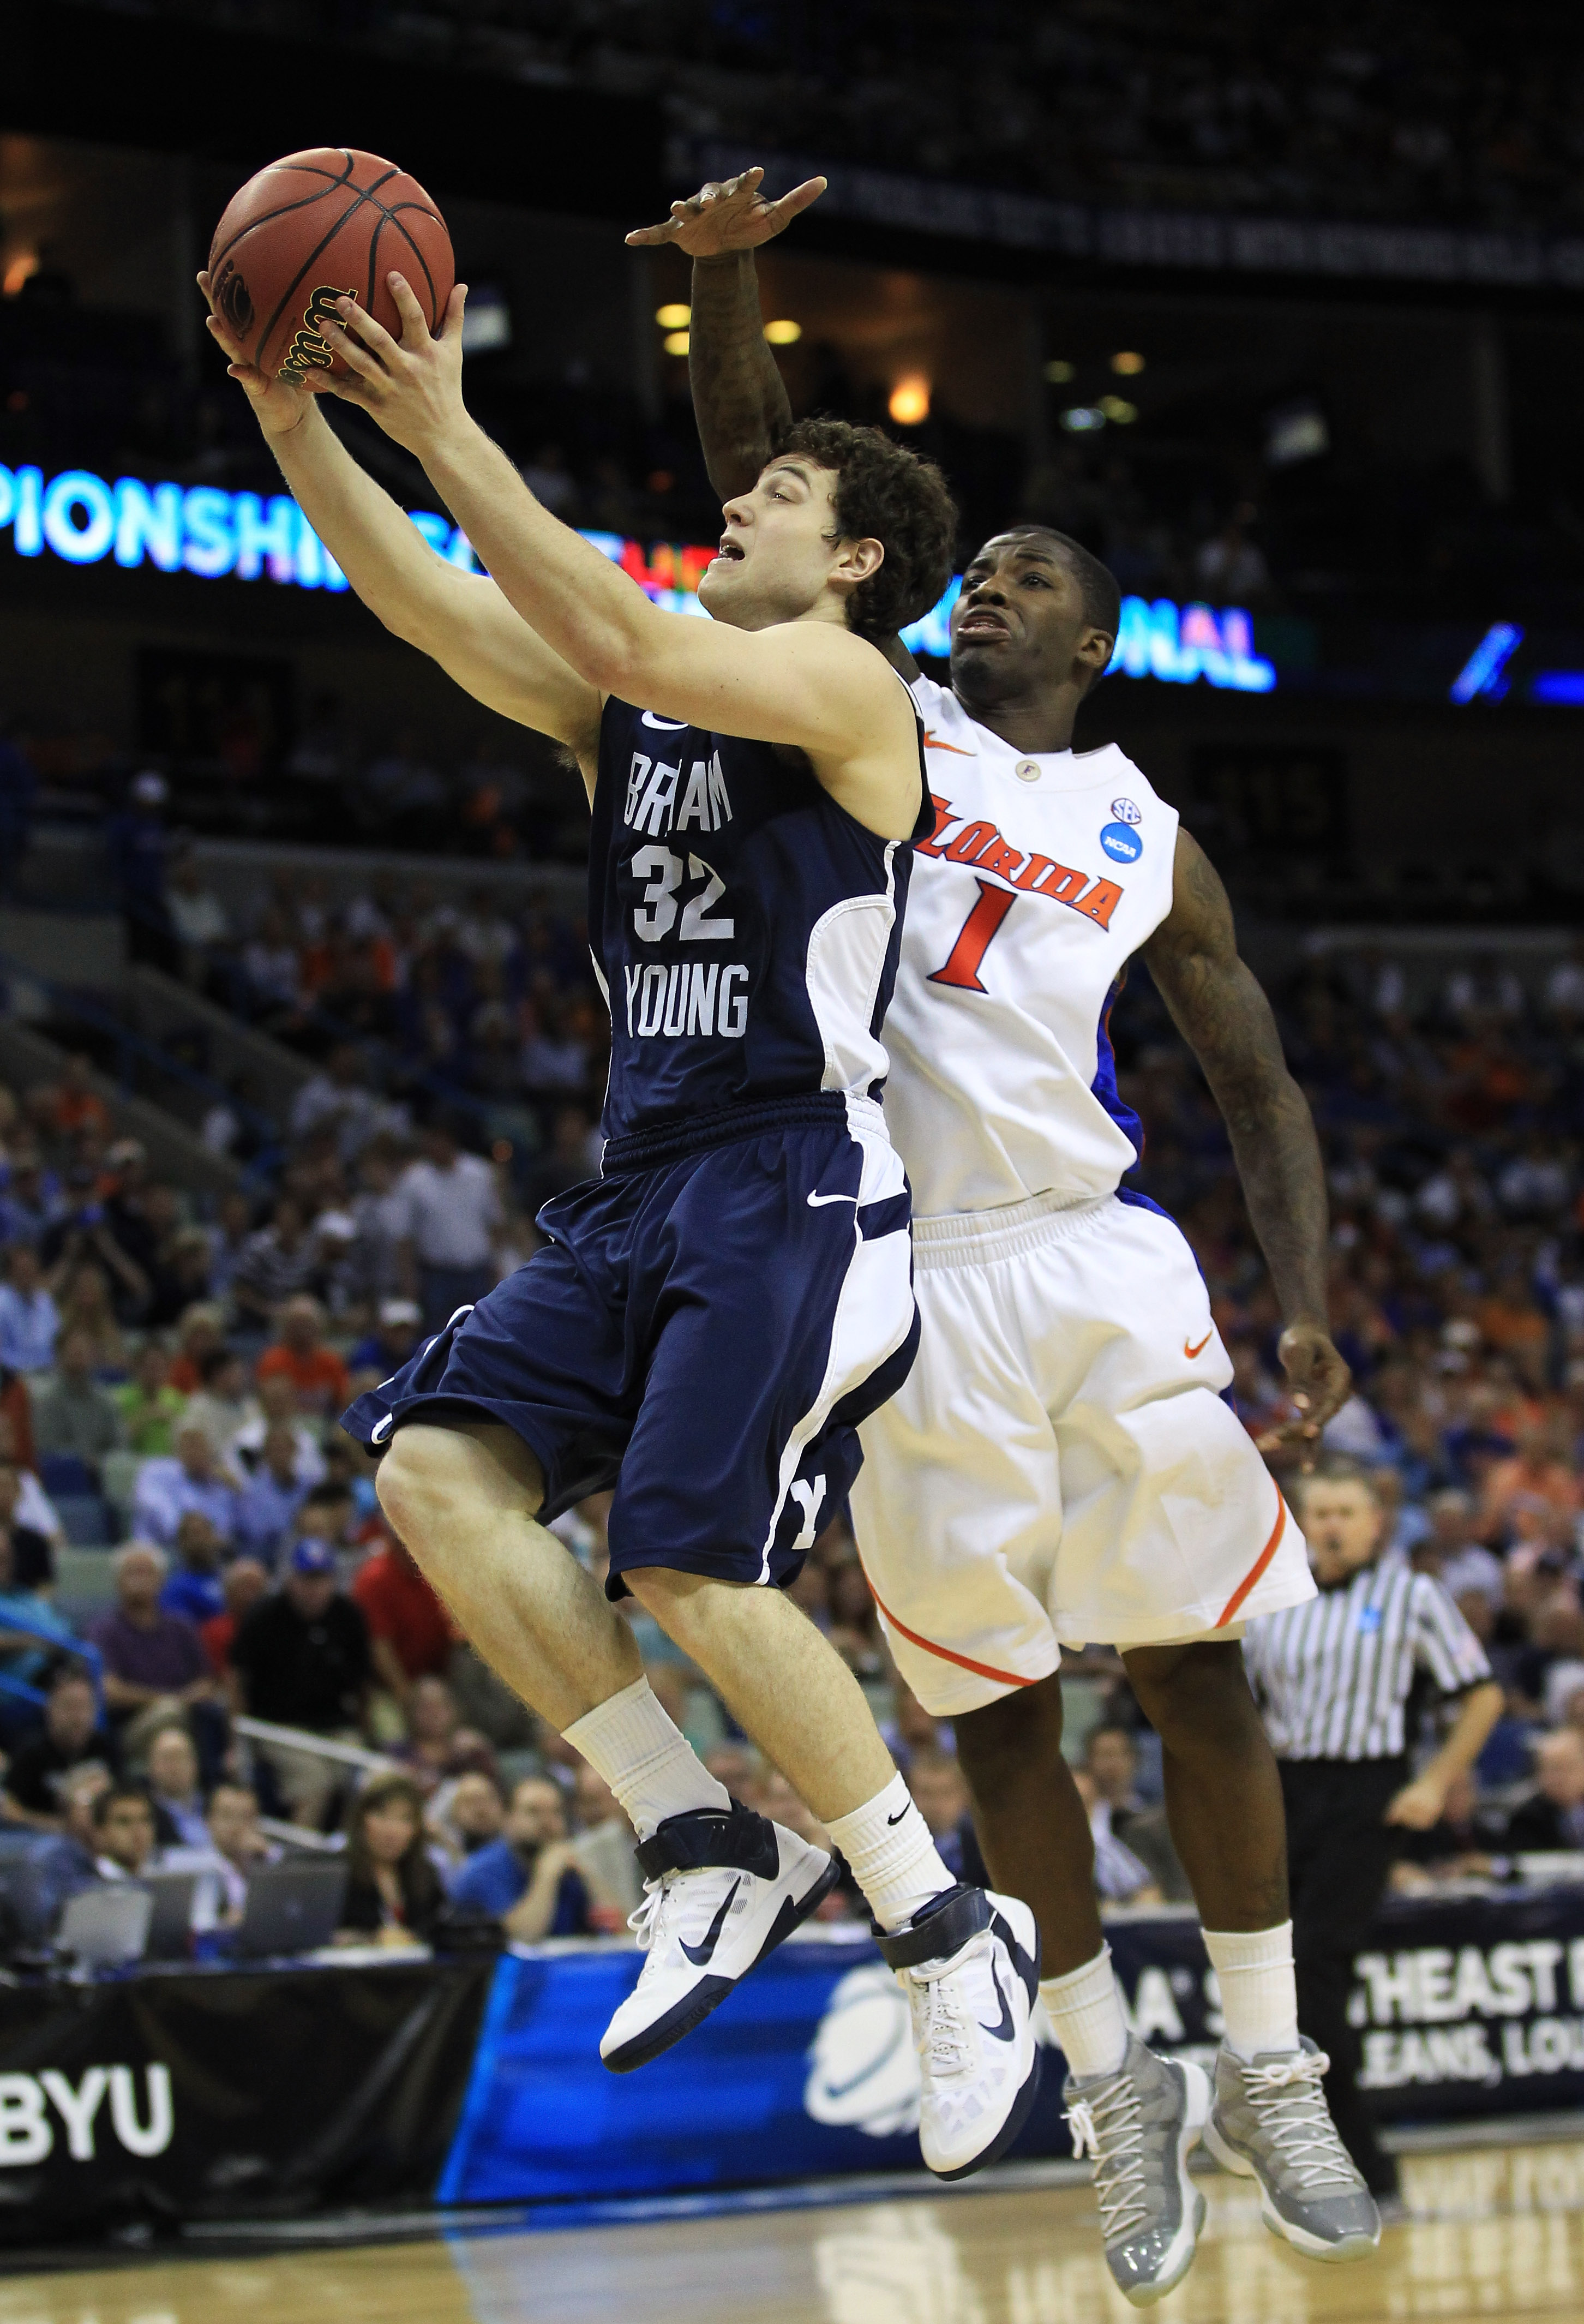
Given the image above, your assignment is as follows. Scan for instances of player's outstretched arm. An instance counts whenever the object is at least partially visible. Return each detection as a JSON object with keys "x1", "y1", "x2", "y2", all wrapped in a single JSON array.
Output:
[
  {"x1": 1143, "y1": 829, "x2": 1351, "y2": 1454},
  {"x1": 627, "y1": 173, "x2": 921, "y2": 686},
  {"x1": 196, "y1": 273, "x2": 601, "y2": 770},
  {"x1": 625, "y1": 169, "x2": 816, "y2": 499},
  {"x1": 317, "y1": 275, "x2": 921, "y2": 837}
]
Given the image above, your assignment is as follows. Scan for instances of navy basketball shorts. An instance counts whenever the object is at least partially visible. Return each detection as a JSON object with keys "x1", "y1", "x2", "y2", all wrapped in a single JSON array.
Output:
[{"x1": 342, "y1": 1093, "x2": 920, "y2": 1597}]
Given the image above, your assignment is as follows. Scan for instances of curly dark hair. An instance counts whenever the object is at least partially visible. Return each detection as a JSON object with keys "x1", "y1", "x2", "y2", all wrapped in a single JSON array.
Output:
[{"x1": 771, "y1": 416, "x2": 958, "y2": 644}]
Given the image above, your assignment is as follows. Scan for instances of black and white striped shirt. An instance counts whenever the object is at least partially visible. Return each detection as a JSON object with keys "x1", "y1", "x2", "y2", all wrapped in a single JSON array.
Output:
[{"x1": 1243, "y1": 1560, "x2": 1492, "y2": 1762}]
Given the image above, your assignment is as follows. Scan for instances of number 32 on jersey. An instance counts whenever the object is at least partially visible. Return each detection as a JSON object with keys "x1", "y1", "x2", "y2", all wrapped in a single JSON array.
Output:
[{"x1": 631, "y1": 846, "x2": 735, "y2": 943}]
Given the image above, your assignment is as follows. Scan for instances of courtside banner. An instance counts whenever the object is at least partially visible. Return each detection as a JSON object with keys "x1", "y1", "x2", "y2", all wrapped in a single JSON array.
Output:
[
  {"x1": 441, "y1": 1886, "x2": 1584, "y2": 2205},
  {"x1": 0, "y1": 1957, "x2": 492, "y2": 2243}
]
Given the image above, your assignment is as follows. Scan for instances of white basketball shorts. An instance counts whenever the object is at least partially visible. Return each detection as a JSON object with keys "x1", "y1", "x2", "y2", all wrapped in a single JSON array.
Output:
[{"x1": 850, "y1": 1189, "x2": 1315, "y2": 1718}]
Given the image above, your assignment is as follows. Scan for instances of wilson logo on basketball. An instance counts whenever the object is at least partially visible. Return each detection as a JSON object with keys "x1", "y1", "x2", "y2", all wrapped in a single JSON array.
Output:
[
  {"x1": 211, "y1": 259, "x2": 253, "y2": 334},
  {"x1": 279, "y1": 285, "x2": 357, "y2": 381}
]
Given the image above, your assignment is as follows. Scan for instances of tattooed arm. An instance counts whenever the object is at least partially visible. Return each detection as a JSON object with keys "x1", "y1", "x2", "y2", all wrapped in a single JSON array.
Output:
[
  {"x1": 626, "y1": 168, "x2": 818, "y2": 498},
  {"x1": 1143, "y1": 828, "x2": 1349, "y2": 1450},
  {"x1": 626, "y1": 170, "x2": 924, "y2": 681},
  {"x1": 689, "y1": 251, "x2": 795, "y2": 500}
]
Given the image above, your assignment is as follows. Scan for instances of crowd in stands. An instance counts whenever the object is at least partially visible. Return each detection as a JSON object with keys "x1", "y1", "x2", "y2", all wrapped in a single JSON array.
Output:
[
  {"x1": 8, "y1": 880, "x2": 1584, "y2": 1952},
  {"x1": 75, "y1": 0, "x2": 1584, "y2": 235}
]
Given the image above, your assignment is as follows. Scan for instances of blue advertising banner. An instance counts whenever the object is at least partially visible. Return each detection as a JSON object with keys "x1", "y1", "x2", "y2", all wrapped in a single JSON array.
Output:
[{"x1": 441, "y1": 1891, "x2": 1584, "y2": 2207}]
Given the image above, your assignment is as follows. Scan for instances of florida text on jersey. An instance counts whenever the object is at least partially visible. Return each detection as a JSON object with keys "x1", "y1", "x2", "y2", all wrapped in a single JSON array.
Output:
[{"x1": 883, "y1": 674, "x2": 1179, "y2": 1218}]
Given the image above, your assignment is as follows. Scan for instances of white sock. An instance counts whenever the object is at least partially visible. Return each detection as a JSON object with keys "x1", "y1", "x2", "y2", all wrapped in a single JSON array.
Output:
[
  {"x1": 1040, "y1": 1945, "x2": 1130, "y2": 2080},
  {"x1": 562, "y1": 1675, "x2": 729, "y2": 1842},
  {"x1": 825, "y1": 1773, "x2": 955, "y2": 1933},
  {"x1": 1203, "y1": 1922, "x2": 1301, "y2": 2060}
]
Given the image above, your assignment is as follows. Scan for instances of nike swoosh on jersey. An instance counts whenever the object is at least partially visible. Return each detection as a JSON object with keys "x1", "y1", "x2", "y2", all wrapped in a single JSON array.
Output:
[
  {"x1": 640, "y1": 711, "x2": 691, "y2": 730},
  {"x1": 679, "y1": 1878, "x2": 740, "y2": 1965},
  {"x1": 1185, "y1": 1330, "x2": 1213, "y2": 1359},
  {"x1": 370, "y1": 1414, "x2": 394, "y2": 1442},
  {"x1": 977, "y1": 1961, "x2": 1016, "y2": 2043},
  {"x1": 923, "y1": 730, "x2": 976, "y2": 756},
  {"x1": 807, "y1": 1190, "x2": 860, "y2": 1208}
]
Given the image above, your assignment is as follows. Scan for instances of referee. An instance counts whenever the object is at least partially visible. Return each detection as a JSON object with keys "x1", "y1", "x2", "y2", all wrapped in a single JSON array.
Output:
[{"x1": 1243, "y1": 1453, "x2": 1502, "y2": 2205}]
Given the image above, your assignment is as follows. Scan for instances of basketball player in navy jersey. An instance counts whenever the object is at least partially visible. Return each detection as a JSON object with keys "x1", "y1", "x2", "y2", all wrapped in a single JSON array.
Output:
[
  {"x1": 200, "y1": 268, "x2": 1046, "y2": 2181},
  {"x1": 632, "y1": 172, "x2": 1379, "y2": 2293}
]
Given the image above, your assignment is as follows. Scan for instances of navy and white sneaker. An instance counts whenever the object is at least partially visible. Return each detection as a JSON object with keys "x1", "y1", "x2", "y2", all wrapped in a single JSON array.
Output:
[
  {"x1": 876, "y1": 1884, "x2": 1042, "y2": 2180},
  {"x1": 599, "y1": 1800, "x2": 838, "y2": 2074}
]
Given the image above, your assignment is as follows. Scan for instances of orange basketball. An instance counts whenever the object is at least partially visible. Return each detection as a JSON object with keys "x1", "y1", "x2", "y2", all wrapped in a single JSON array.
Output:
[{"x1": 207, "y1": 147, "x2": 454, "y2": 383}]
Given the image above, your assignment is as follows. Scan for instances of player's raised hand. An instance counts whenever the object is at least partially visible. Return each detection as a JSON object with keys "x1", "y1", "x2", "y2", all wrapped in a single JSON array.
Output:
[
  {"x1": 315, "y1": 273, "x2": 469, "y2": 456},
  {"x1": 625, "y1": 167, "x2": 827, "y2": 256},
  {"x1": 196, "y1": 268, "x2": 316, "y2": 436},
  {"x1": 1257, "y1": 1322, "x2": 1352, "y2": 1463}
]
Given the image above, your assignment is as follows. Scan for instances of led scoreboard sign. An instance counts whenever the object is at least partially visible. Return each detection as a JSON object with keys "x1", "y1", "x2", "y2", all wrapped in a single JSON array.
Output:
[{"x1": 0, "y1": 455, "x2": 1279, "y2": 693}]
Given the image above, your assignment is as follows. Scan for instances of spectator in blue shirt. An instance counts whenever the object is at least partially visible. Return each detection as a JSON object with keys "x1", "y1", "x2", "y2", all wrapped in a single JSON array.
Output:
[
  {"x1": 106, "y1": 771, "x2": 175, "y2": 971},
  {"x1": 0, "y1": 1526, "x2": 77, "y2": 1691},
  {"x1": 0, "y1": 1152, "x2": 60, "y2": 1251},
  {"x1": 449, "y1": 1775, "x2": 593, "y2": 1939},
  {"x1": 159, "y1": 1512, "x2": 227, "y2": 1626},
  {"x1": 232, "y1": 1424, "x2": 307, "y2": 1566},
  {"x1": 346, "y1": 1297, "x2": 422, "y2": 1382},
  {"x1": 0, "y1": 1244, "x2": 58, "y2": 1374},
  {"x1": 133, "y1": 1423, "x2": 239, "y2": 1550}
]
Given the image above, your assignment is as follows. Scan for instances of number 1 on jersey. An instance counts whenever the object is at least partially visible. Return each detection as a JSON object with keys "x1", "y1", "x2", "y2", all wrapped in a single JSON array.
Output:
[{"x1": 928, "y1": 879, "x2": 1016, "y2": 992}]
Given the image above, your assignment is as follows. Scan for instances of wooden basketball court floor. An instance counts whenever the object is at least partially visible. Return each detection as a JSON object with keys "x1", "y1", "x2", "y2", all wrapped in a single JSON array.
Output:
[{"x1": 5, "y1": 2139, "x2": 1584, "y2": 2324}]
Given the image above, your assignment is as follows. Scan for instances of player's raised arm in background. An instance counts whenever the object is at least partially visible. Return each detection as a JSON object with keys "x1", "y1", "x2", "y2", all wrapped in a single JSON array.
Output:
[
  {"x1": 626, "y1": 169, "x2": 809, "y2": 500},
  {"x1": 1143, "y1": 832, "x2": 1351, "y2": 1453},
  {"x1": 308, "y1": 276, "x2": 926, "y2": 843},
  {"x1": 627, "y1": 171, "x2": 923, "y2": 685},
  {"x1": 197, "y1": 271, "x2": 603, "y2": 787}
]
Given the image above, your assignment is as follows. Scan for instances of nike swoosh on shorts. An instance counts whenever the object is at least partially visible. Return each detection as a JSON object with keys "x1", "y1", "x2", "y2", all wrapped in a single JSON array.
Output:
[
  {"x1": 808, "y1": 1191, "x2": 859, "y2": 1209},
  {"x1": 1185, "y1": 1331, "x2": 1213, "y2": 1359}
]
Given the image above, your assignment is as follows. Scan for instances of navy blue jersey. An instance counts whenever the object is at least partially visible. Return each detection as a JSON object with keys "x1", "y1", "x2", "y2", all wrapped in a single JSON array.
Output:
[{"x1": 590, "y1": 692, "x2": 929, "y2": 1141}]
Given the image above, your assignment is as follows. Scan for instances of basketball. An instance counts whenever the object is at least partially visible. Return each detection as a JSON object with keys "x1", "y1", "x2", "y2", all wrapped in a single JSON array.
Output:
[{"x1": 207, "y1": 147, "x2": 454, "y2": 382}]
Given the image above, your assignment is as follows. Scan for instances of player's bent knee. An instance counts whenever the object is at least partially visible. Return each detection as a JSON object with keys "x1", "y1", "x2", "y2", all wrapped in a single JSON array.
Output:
[
  {"x1": 1124, "y1": 1639, "x2": 1258, "y2": 1750},
  {"x1": 623, "y1": 1565, "x2": 706, "y2": 1617},
  {"x1": 955, "y1": 1673, "x2": 1064, "y2": 1783},
  {"x1": 372, "y1": 1432, "x2": 445, "y2": 1543}
]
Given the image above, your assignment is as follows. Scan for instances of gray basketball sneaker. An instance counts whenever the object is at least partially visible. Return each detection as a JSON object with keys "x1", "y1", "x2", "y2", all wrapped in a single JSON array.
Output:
[
  {"x1": 1202, "y1": 2038, "x2": 1381, "y2": 2261},
  {"x1": 1064, "y1": 2037, "x2": 1211, "y2": 2307}
]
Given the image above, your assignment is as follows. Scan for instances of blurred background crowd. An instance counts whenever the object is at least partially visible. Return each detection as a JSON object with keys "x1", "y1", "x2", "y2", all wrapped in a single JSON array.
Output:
[{"x1": 79, "y1": 0, "x2": 1584, "y2": 233}]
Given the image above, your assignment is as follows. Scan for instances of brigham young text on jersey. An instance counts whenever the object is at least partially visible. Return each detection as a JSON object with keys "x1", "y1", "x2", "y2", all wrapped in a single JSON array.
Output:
[{"x1": 596, "y1": 697, "x2": 921, "y2": 1134}]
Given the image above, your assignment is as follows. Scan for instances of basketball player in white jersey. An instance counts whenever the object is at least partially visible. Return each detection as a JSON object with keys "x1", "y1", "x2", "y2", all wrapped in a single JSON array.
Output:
[{"x1": 631, "y1": 171, "x2": 1381, "y2": 2297}]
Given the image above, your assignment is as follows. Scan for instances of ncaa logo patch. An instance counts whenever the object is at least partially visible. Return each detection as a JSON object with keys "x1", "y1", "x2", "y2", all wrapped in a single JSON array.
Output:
[
  {"x1": 1110, "y1": 796, "x2": 1142, "y2": 825},
  {"x1": 1100, "y1": 821, "x2": 1143, "y2": 864}
]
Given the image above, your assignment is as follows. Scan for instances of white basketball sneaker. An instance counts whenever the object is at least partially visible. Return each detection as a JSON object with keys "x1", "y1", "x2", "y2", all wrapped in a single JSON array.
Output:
[
  {"x1": 875, "y1": 1884, "x2": 1042, "y2": 2179},
  {"x1": 599, "y1": 1801, "x2": 838, "y2": 2074}
]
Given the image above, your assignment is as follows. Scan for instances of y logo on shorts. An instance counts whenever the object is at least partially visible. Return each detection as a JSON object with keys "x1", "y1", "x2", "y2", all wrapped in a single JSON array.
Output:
[{"x1": 790, "y1": 1474, "x2": 829, "y2": 1550}]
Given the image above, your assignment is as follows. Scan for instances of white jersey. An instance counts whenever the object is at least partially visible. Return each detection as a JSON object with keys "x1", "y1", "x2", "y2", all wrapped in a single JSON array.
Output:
[{"x1": 881, "y1": 675, "x2": 1179, "y2": 1219}]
